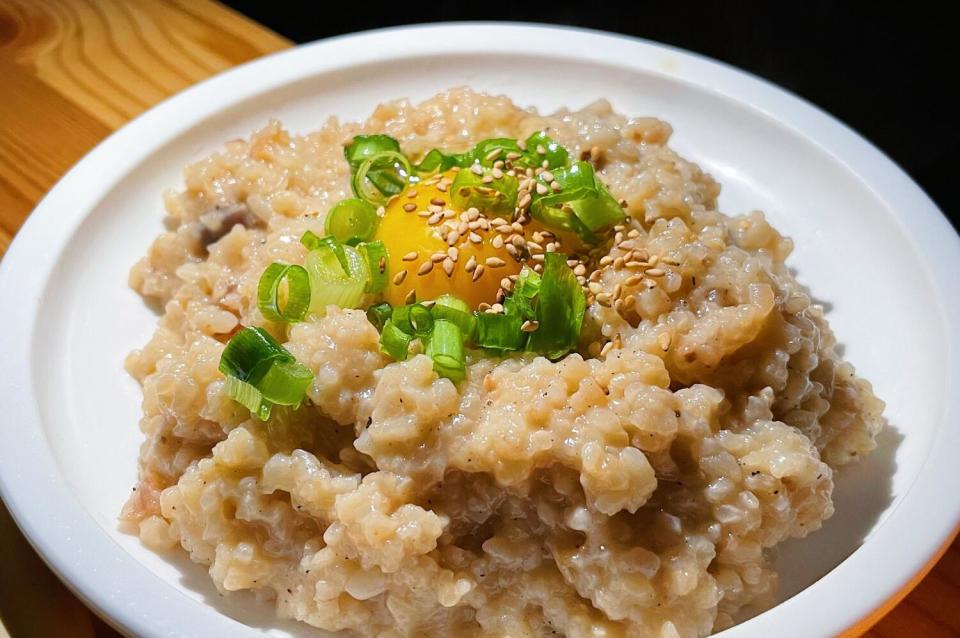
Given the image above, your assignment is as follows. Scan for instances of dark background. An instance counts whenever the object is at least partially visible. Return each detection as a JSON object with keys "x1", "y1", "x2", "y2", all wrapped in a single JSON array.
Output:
[{"x1": 224, "y1": 3, "x2": 955, "y2": 228}]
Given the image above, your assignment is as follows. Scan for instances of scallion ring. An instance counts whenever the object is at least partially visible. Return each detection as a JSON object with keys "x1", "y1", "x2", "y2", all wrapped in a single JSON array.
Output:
[
  {"x1": 352, "y1": 151, "x2": 412, "y2": 205},
  {"x1": 344, "y1": 134, "x2": 402, "y2": 170},
  {"x1": 426, "y1": 319, "x2": 466, "y2": 382},
  {"x1": 474, "y1": 311, "x2": 526, "y2": 354},
  {"x1": 392, "y1": 303, "x2": 434, "y2": 337},
  {"x1": 366, "y1": 302, "x2": 393, "y2": 331},
  {"x1": 430, "y1": 294, "x2": 475, "y2": 339},
  {"x1": 257, "y1": 262, "x2": 311, "y2": 323},
  {"x1": 325, "y1": 198, "x2": 379, "y2": 245},
  {"x1": 379, "y1": 319, "x2": 413, "y2": 361}
]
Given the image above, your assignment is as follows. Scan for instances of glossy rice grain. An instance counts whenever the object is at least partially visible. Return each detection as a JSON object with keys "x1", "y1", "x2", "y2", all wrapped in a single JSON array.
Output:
[{"x1": 123, "y1": 88, "x2": 885, "y2": 637}]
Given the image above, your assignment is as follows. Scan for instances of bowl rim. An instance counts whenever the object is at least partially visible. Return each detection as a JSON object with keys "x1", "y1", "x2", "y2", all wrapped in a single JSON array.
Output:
[{"x1": 0, "y1": 22, "x2": 958, "y2": 638}]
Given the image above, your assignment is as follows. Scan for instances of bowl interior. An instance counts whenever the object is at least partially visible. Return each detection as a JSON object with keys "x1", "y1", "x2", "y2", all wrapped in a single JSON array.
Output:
[{"x1": 29, "y1": 49, "x2": 945, "y2": 635}]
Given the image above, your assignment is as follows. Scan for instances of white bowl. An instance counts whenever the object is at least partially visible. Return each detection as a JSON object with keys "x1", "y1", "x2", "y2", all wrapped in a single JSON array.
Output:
[{"x1": 0, "y1": 23, "x2": 957, "y2": 638}]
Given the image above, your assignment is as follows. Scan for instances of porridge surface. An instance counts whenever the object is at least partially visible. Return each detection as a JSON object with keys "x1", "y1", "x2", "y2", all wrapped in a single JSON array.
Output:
[{"x1": 123, "y1": 88, "x2": 884, "y2": 637}]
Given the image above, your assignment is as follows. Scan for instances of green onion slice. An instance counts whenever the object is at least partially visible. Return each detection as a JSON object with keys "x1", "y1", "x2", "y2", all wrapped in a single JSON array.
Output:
[
  {"x1": 257, "y1": 262, "x2": 311, "y2": 323},
  {"x1": 304, "y1": 242, "x2": 369, "y2": 313},
  {"x1": 392, "y1": 303, "x2": 434, "y2": 337},
  {"x1": 523, "y1": 131, "x2": 569, "y2": 169},
  {"x1": 502, "y1": 267, "x2": 541, "y2": 319},
  {"x1": 366, "y1": 302, "x2": 393, "y2": 331},
  {"x1": 344, "y1": 135, "x2": 402, "y2": 170},
  {"x1": 533, "y1": 161, "x2": 625, "y2": 233},
  {"x1": 468, "y1": 138, "x2": 526, "y2": 167},
  {"x1": 430, "y1": 294, "x2": 475, "y2": 339},
  {"x1": 325, "y1": 198, "x2": 379, "y2": 245},
  {"x1": 426, "y1": 319, "x2": 466, "y2": 382},
  {"x1": 219, "y1": 327, "x2": 313, "y2": 420},
  {"x1": 525, "y1": 253, "x2": 586, "y2": 359},
  {"x1": 301, "y1": 232, "x2": 350, "y2": 274},
  {"x1": 358, "y1": 240, "x2": 389, "y2": 293},
  {"x1": 474, "y1": 311, "x2": 526, "y2": 354},
  {"x1": 352, "y1": 151, "x2": 412, "y2": 205},
  {"x1": 451, "y1": 165, "x2": 519, "y2": 216},
  {"x1": 379, "y1": 319, "x2": 413, "y2": 361},
  {"x1": 414, "y1": 148, "x2": 466, "y2": 174}
]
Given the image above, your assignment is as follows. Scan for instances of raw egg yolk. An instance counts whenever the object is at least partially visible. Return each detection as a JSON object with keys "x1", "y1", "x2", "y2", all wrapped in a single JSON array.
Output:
[{"x1": 376, "y1": 170, "x2": 583, "y2": 308}]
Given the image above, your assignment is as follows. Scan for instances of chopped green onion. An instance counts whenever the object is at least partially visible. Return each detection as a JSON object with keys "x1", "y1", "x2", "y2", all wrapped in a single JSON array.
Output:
[
  {"x1": 525, "y1": 253, "x2": 586, "y2": 359},
  {"x1": 219, "y1": 327, "x2": 313, "y2": 420},
  {"x1": 392, "y1": 303, "x2": 434, "y2": 337},
  {"x1": 257, "y1": 262, "x2": 311, "y2": 323},
  {"x1": 474, "y1": 311, "x2": 526, "y2": 354},
  {"x1": 528, "y1": 200, "x2": 600, "y2": 244},
  {"x1": 344, "y1": 135, "x2": 402, "y2": 170},
  {"x1": 301, "y1": 232, "x2": 350, "y2": 274},
  {"x1": 224, "y1": 376, "x2": 272, "y2": 421},
  {"x1": 366, "y1": 302, "x2": 393, "y2": 331},
  {"x1": 468, "y1": 138, "x2": 526, "y2": 167},
  {"x1": 533, "y1": 161, "x2": 625, "y2": 234},
  {"x1": 426, "y1": 319, "x2": 466, "y2": 382},
  {"x1": 523, "y1": 131, "x2": 569, "y2": 169},
  {"x1": 379, "y1": 319, "x2": 413, "y2": 361},
  {"x1": 304, "y1": 242, "x2": 368, "y2": 313},
  {"x1": 502, "y1": 267, "x2": 541, "y2": 319},
  {"x1": 430, "y1": 294, "x2": 475, "y2": 339},
  {"x1": 451, "y1": 165, "x2": 518, "y2": 216},
  {"x1": 414, "y1": 148, "x2": 466, "y2": 174},
  {"x1": 325, "y1": 198, "x2": 379, "y2": 245},
  {"x1": 352, "y1": 151, "x2": 412, "y2": 205},
  {"x1": 358, "y1": 240, "x2": 389, "y2": 293}
]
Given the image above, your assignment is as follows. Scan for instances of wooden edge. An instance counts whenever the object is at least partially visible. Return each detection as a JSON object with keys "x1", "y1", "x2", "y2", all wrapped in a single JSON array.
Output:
[{"x1": 838, "y1": 524, "x2": 960, "y2": 637}]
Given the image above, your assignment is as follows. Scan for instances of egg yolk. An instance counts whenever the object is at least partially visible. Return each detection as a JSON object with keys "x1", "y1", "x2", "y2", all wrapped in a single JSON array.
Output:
[{"x1": 377, "y1": 170, "x2": 578, "y2": 308}]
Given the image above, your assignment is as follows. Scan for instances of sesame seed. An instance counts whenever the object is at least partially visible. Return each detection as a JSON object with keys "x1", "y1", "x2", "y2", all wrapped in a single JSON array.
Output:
[
  {"x1": 436, "y1": 181, "x2": 449, "y2": 192},
  {"x1": 402, "y1": 251, "x2": 419, "y2": 262},
  {"x1": 645, "y1": 268, "x2": 666, "y2": 277},
  {"x1": 588, "y1": 282, "x2": 603, "y2": 294},
  {"x1": 492, "y1": 235, "x2": 504, "y2": 249},
  {"x1": 517, "y1": 140, "x2": 527, "y2": 151},
  {"x1": 574, "y1": 264, "x2": 587, "y2": 276},
  {"x1": 478, "y1": 302, "x2": 491, "y2": 311},
  {"x1": 518, "y1": 193, "x2": 532, "y2": 209},
  {"x1": 429, "y1": 197, "x2": 444, "y2": 206},
  {"x1": 541, "y1": 159, "x2": 550, "y2": 169},
  {"x1": 613, "y1": 257, "x2": 625, "y2": 269},
  {"x1": 446, "y1": 230, "x2": 459, "y2": 245},
  {"x1": 447, "y1": 247, "x2": 459, "y2": 261},
  {"x1": 614, "y1": 298, "x2": 624, "y2": 314},
  {"x1": 442, "y1": 258, "x2": 455, "y2": 276},
  {"x1": 469, "y1": 164, "x2": 483, "y2": 176},
  {"x1": 587, "y1": 341, "x2": 602, "y2": 357},
  {"x1": 469, "y1": 232, "x2": 482, "y2": 244},
  {"x1": 531, "y1": 253, "x2": 546, "y2": 263},
  {"x1": 648, "y1": 254, "x2": 660, "y2": 266},
  {"x1": 521, "y1": 320, "x2": 539, "y2": 332},
  {"x1": 496, "y1": 289, "x2": 506, "y2": 303},
  {"x1": 406, "y1": 190, "x2": 418, "y2": 198},
  {"x1": 599, "y1": 256, "x2": 614, "y2": 267},
  {"x1": 393, "y1": 270, "x2": 408, "y2": 285},
  {"x1": 443, "y1": 209, "x2": 456, "y2": 219},
  {"x1": 417, "y1": 210, "x2": 431, "y2": 218},
  {"x1": 465, "y1": 256, "x2": 477, "y2": 272},
  {"x1": 494, "y1": 160, "x2": 505, "y2": 169},
  {"x1": 468, "y1": 220, "x2": 482, "y2": 230},
  {"x1": 492, "y1": 167, "x2": 504, "y2": 179},
  {"x1": 405, "y1": 289, "x2": 416, "y2": 304},
  {"x1": 618, "y1": 240, "x2": 636, "y2": 251},
  {"x1": 486, "y1": 257, "x2": 506, "y2": 268},
  {"x1": 540, "y1": 170, "x2": 554, "y2": 183},
  {"x1": 623, "y1": 294, "x2": 636, "y2": 309},
  {"x1": 505, "y1": 244, "x2": 519, "y2": 258},
  {"x1": 458, "y1": 221, "x2": 469, "y2": 235},
  {"x1": 662, "y1": 256, "x2": 682, "y2": 266},
  {"x1": 421, "y1": 300, "x2": 436, "y2": 308},
  {"x1": 403, "y1": 203, "x2": 417, "y2": 212},
  {"x1": 482, "y1": 175, "x2": 494, "y2": 184},
  {"x1": 472, "y1": 264, "x2": 485, "y2": 281},
  {"x1": 545, "y1": 242, "x2": 557, "y2": 253},
  {"x1": 490, "y1": 303, "x2": 504, "y2": 313},
  {"x1": 485, "y1": 148, "x2": 502, "y2": 162},
  {"x1": 625, "y1": 274, "x2": 643, "y2": 286},
  {"x1": 506, "y1": 151, "x2": 522, "y2": 161},
  {"x1": 511, "y1": 222, "x2": 524, "y2": 233},
  {"x1": 535, "y1": 182, "x2": 549, "y2": 195},
  {"x1": 627, "y1": 229, "x2": 641, "y2": 239},
  {"x1": 533, "y1": 263, "x2": 543, "y2": 273},
  {"x1": 431, "y1": 252, "x2": 447, "y2": 263},
  {"x1": 500, "y1": 277, "x2": 513, "y2": 291},
  {"x1": 427, "y1": 213, "x2": 442, "y2": 225},
  {"x1": 536, "y1": 145, "x2": 546, "y2": 155},
  {"x1": 626, "y1": 261, "x2": 646, "y2": 269},
  {"x1": 417, "y1": 261, "x2": 434, "y2": 276}
]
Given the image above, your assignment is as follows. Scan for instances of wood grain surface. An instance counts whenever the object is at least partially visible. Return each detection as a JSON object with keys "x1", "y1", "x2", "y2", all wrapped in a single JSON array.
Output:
[{"x1": 0, "y1": 1, "x2": 956, "y2": 637}]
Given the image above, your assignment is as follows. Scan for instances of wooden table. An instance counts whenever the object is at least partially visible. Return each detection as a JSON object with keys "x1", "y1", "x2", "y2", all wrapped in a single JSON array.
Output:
[{"x1": 0, "y1": 1, "x2": 956, "y2": 636}]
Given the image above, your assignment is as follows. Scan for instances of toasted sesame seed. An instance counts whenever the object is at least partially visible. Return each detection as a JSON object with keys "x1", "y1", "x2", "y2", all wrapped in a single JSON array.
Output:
[
  {"x1": 506, "y1": 151, "x2": 522, "y2": 161},
  {"x1": 521, "y1": 320, "x2": 539, "y2": 332},
  {"x1": 505, "y1": 244, "x2": 519, "y2": 257},
  {"x1": 574, "y1": 264, "x2": 587, "y2": 276},
  {"x1": 481, "y1": 175, "x2": 494, "y2": 184},
  {"x1": 429, "y1": 197, "x2": 444, "y2": 206},
  {"x1": 511, "y1": 222, "x2": 524, "y2": 233},
  {"x1": 465, "y1": 256, "x2": 477, "y2": 272},
  {"x1": 485, "y1": 148, "x2": 502, "y2": 162},
  {"x1": 393, "y1": 270, "x2": 408, "y2": 285},
  {"x1": 436, "y1": 181, "x2": 449, "y2": 193},
  {"x1": 468, "y1": 220, "x2": 482, "y2": 230},
  {"x1": 541, "y1": 170, "x2": 554, "y2": 183},
  {"x1": 626, "y1": 261, "x2": 646, "y2": 269},
  {"x1": 534, "y1": 182, "x2": 548, "y2": 196},
  {"x1": 404, "y1": 289, "x2": 416, "y2": 304},
  {"x1": 614, "y1": 298, "x2": 624, "y2": 314},
  {"x1": 490, "y1": 216, "x2": 506, "y2": 227},
  {"x1": 492, "y1": 167, "x2": 504, "y2": 179},
  {"x1": 470, "y1": 163, "x2": 484, "y2": 176},
  {"x1": 531, "y1": 253, "x2": 546, "y2": 263},
  {"x1": 431, "y1": 252, "x2": 447, "y2": 263},
  {"x1": 446, "y1": 230, "x2": 460, "y2": 245},
  {"x1": 472, "y1": 264, "x2": 485, "y2": 281},
  {"x1": 517, "y1": 140, "x2": 527, "y2": 151},
  {"x1": 403, "y1": 203, "x2": 417, "y2": 212},
  {"x1": 518, "y1": 193, "x2": 532, "y2": 209},
  {"x1": 486, "y1": 257, "x2": 506, "y2": 268},
  {"x1": 588, "y1": 282, "x2": 603, "y2": 294},
  {"x1": 417, "y1": 261, "x2": 434, "y2": 276},
  {"x1": 613, "y1": 257, "x2": 625, "y2": 269},
  {"x1": 490, "y1": 303, "x2": 504, "y2": 313},
  {"x1": 443, "y1": 209, "x2": 456, "y2": 219},
  {"x1": 447, "y1": 246, "x2": 459, "y2": 261},
  {"x1": 536, "y1": 144, "x2": 546, "y2": 155},
  {"x1": 533, "y1": 263, "x2": 543, "y2": 273},
  {"x1": 500, "y1": 277, "x2": 513, "y2": 291},
  {"x1": 492, "y1": 234, "x2": 504, "y2": 249},
  {"x1": 599, "y1": 256, "x2": 614, "y2": 267},
  {"x1": 596, "y1": 293, "x2": 613, "y2": 307},
  {"x1": 645, "y1": 268, "x2": 666, "y2": 277},
  {"x1": 417, "y1": 210, "x2": 431, "y2": 218},
  {"x1": 510, "y1": 234, "x2": 525, "y2": 249},
  {"x1": 478, "y1": 302, "x2": 491, "y2": 311},
  {"x1": 625, "y1": 274, "x2": 643, "y2": 286},
  {"x1": 401, "y1": 251, "x2": 418, "y2": 262},
  {"x1": 442, "y1": 258, "x2": 455, "y2": 276},
  {"x1": 545, "y1": 242, "x2": 557, "y2": 253},
  {"x1": 457, "y1": 221, "x2": 468, "y2": 235},
  {"x1": 427, "y1": 213, "x2": 442, "y2": 225},
  {"x1": 618, "y1": 240, "x2": 636, "y2": 251},
  {"x1": 421, "y1": 300, "x2": 436, "y2": 308},
  {"x1": 662, "y1": 256, "x2": 682, "y2": 266},
  {"x1": 469, "y1": 232, "x2": 482, "y2": 244},
  {"x1": 526, "y1": 240, "x2": 543, "y2": 252},
  {"x1": 496, "y1": 288, "x2": 506, "y2": 303}
]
